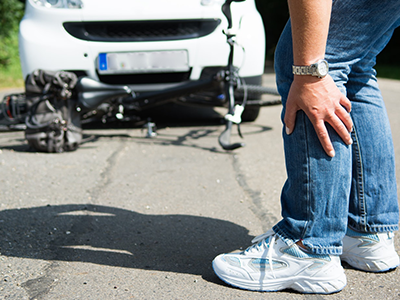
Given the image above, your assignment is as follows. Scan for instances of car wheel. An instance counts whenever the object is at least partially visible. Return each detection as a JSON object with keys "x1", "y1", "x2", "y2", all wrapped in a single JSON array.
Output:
[{"x1": 241, "y1": 106, "x2": 260, "y2": 122}]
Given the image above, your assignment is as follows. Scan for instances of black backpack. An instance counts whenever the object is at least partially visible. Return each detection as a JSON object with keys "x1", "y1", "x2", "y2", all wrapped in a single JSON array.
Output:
[{"x1": 24, "y1": 70, "x2": 82, "y2": 153}]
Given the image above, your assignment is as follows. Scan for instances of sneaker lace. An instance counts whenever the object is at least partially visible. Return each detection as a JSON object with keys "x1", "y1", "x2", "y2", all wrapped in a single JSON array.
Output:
[{"x1": 245, "y1": 229, "x2": 277, "y2": 278}]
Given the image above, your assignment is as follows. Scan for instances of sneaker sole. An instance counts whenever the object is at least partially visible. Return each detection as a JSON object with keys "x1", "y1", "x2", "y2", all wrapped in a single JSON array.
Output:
[
  {"x1": 341, "y1": 254, "x2": 400, "y2": 272},
  {"x1": 212, "y1": 260, "x2": 347, "y2": 294}
]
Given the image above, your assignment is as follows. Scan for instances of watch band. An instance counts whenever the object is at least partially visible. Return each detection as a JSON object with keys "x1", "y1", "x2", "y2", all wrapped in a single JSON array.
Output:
[
  {"x1": 292, "y1": 59, "x2": 329, "y2": 78},
  {"x1": 292, "y1": 65, "x2": 314, "y2": 76}
]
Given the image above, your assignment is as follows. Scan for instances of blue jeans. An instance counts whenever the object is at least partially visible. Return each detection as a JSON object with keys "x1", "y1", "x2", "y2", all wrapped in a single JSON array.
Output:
[{"x1": 273, "y1": 0, "x2": 400, "y2": 255}]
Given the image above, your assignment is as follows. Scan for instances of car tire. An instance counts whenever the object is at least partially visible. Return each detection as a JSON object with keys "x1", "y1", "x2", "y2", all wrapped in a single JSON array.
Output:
[{"x1": 241, "y1": 105, "x2": 260, "y2": 122}]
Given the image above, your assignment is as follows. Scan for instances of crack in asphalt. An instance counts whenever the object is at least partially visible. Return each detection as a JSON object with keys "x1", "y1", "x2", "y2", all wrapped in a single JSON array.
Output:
[
  {"x1": 19, "y1": 142, "x2": 275, "y2": 299},
  {"x1": 88, "y1": 142, "x2": 127, "y2": 203},
  {"x1": 231, "y1": 154, "x2": 278, "y2": 232},
  {"x1": 21, "y1": 262, "x2": 59, "y2": 300},
  {"x1": 20, "y1": 143, "x2": 127, "y2": 300}
]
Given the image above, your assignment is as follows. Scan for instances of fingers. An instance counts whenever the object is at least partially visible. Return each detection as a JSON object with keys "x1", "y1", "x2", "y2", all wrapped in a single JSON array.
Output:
[
  {"x1": 338, "y1": 94, "x2": 353, "y2": 132},
  {"x1": 284, "y1": 104, "x2": 298, "y2": 135},
  {"x1": 284, "y1": 76, "x2": 354, "y2": 158},
  {"x1": 284, "y1": 103, "x2": 342, "y2": 158},
  {"x1": 326, "y1": 93, "x2": 353, "y2": 146},
  {"x1": 340, "y1": 94, "x2": 352, "y2": 114},
  {"x1": 334, "y1": 104, "x2": 353, "y2": 143},
  {"x1": 314, "y1": 120, "x2": 336, "y2": 157},
  {"x1": 311, "y1": 103, "x2": 353, "y2": 157},
  {"x1": 285, "y1": 99, "x2": 353, "y2": 158},
  {"x1": 327, "y1": 111, "x2": 353, "y2": 145}
]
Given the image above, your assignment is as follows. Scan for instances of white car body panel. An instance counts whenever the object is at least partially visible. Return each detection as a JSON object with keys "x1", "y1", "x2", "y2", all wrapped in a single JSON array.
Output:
[{"x1": 19, "y1": 0, "x2": 265, "y2": 91}]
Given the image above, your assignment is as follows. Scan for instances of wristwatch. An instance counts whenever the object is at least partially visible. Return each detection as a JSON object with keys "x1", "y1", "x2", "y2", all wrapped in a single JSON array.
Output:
[{"x1": 292, "y1": 59, "x2": 329, "y2": 78}]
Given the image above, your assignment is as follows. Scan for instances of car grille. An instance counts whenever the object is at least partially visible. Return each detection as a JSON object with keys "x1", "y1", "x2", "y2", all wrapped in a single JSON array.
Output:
[
  {"x1": 97, "y1": 70, "x2": 192, "y2": 85},
  {"x1": 63, "y1": 19, "x2": 221, "y2": 42}
]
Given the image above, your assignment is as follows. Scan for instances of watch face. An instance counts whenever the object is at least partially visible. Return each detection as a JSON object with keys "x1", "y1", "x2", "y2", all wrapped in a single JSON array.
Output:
[{"x1": 317, "y1": 60, "x2": 329, "y2": 77}]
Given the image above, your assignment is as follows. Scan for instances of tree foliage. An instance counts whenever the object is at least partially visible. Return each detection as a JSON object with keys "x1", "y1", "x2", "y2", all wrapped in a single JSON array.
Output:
[
  {"x1": 255, "y1": 0, "x2": 399, "y2": 66},
  {"x1": 255, "y1": 0, "x2": 289, "y2": 59},
  {"x1": 0, "y1": 0, "x2": 24, "y2": 66},
  {"x1": 0, "y1": 0, "x2": 397, "y2": 68}
]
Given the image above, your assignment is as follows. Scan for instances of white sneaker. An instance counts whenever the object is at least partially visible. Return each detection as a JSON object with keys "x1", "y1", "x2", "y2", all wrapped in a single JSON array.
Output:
[
  {"x1": 212, "y1": 230, "x2": 347, "y2": 294},
  {"x1": 341, "y1": 228, "x2": 400, "y2": 272}
]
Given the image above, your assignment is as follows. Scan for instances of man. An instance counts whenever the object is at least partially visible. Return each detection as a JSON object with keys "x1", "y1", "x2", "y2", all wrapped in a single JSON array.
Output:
[{"x1": 212, "y1": 0, "x2": 400, "y2": 294}]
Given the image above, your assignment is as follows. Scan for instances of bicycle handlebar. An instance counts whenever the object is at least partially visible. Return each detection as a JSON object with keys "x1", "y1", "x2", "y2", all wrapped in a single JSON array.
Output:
[
  {"x1": 222, "y1": 0, "x2": 245, "y2": 29},
  {"x1": 0, "y1": 0, "x2": 281, "y2": 153}
]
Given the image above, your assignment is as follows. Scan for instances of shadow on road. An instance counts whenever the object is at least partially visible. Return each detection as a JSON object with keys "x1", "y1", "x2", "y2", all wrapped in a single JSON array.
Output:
[
  {"x1": 0, "y1": 104, "x2": 272, "y2": 153},
  {"x1": 0, "y1": 204, "x2": 253, "y2": 281}
]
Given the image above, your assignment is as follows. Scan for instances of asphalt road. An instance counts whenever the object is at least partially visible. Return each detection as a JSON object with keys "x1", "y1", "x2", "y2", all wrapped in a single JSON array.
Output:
[{"x1": 0, "y1": 74, "x2": 399, "y2": 300}]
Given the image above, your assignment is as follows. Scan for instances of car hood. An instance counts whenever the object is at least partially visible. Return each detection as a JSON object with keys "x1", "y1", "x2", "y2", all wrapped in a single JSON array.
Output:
[{"x1": 80, "y1": 0, "x2": 223, "y2": 21}]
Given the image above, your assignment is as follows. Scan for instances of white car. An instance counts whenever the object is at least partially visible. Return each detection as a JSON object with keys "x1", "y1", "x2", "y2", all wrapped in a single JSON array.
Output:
[{"x1": 19, "y1": 0, "x2": 266, "y2": 120}]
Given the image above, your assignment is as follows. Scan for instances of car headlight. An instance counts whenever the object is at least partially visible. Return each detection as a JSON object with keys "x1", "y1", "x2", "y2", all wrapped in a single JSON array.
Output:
[
  {"x1": 201, "y1": 0, "x2": 225, "y2": 6},
  {"x1": 32, "y1": 0, "x2": 83, "y2": 9}
]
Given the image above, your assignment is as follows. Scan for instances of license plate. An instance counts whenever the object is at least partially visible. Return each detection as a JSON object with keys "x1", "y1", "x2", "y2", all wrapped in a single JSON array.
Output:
[{"x1": 97, "y1": 50, "x2": 189, "y2": 74}]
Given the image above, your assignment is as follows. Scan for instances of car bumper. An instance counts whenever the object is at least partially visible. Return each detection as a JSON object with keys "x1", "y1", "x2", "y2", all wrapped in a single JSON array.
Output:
[{"x1": 19, "y1": 0, "x2": 265, "y2": 89}]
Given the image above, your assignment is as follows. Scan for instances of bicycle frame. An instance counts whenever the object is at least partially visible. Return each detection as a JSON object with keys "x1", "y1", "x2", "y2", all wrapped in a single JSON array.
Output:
[
  {"x1": 1, "y1": 0, "x2": 280, "y2": 152},
  {"x1": 76, "y1": 0, "x2": 249, "y2": 150}
]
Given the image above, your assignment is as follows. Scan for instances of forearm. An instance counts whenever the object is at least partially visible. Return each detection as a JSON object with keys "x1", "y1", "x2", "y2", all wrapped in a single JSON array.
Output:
[
  {"x1": 285, "y1": 0, "x2": 352, "y2": 158},
  {"x1": 288, "y1": 0, "x2": 332, "y2": 65}
]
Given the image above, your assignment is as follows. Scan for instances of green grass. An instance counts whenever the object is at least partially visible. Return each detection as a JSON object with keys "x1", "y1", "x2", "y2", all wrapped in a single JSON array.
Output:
[
  {"x1": 375, "y1": 64, "x2": 400, "y2": 80},
  {"x1": 0, "y1": 33, "x2": 24, "y2": 89}
]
